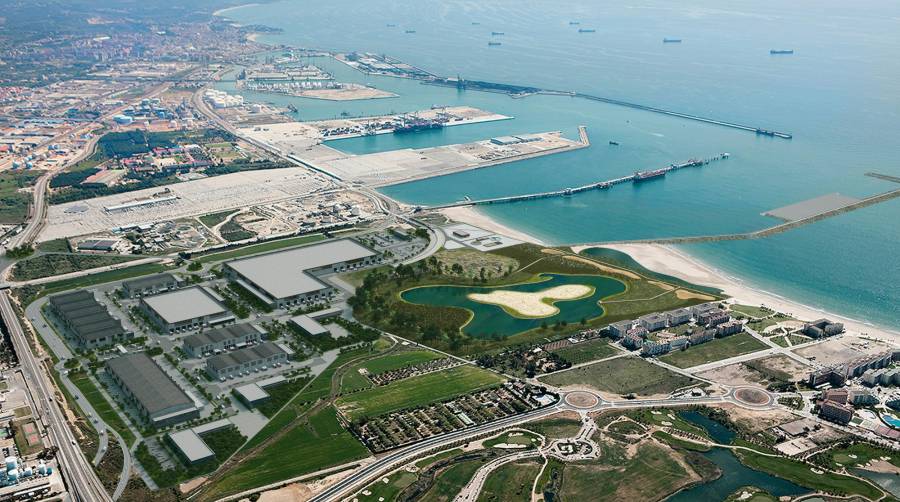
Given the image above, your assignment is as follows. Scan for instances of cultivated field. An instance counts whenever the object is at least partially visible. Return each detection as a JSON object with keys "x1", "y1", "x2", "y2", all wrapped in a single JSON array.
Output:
[
  {"x1": 540, "y1": 356, "x2": 700, "y2": 396},
  {"x1": 335, "y1": 365, "x2": 504, "y2": 421}
]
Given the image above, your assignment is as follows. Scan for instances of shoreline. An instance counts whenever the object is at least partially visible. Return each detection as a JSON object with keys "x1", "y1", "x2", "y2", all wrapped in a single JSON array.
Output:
[
  {"x1": 212, "y1": 3, "x2": 260, "y2": 17},
  {"x1": 440, "y1": 207, "x2": 898, "y2": 341}
]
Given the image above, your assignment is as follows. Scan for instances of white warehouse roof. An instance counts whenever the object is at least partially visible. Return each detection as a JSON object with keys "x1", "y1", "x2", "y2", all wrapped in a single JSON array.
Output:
[
  {"x1": 142, "y1": 287, "x2": 226, "y2": 324},
  {"x1": 225, "y1": 239, "x2": 375, "y2": 300}
]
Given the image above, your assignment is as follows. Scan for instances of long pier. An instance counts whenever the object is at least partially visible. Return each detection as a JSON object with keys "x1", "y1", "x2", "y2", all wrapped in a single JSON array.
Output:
[
  {"x1": 575, "y1": 185, "x2": 900, "y2": 246},
  {"x1": 571, "y1": 92, "x2": 793, "y2": 139},
  {"x1": 423, "y1": 152, "x2": 730, "y2": 210}
]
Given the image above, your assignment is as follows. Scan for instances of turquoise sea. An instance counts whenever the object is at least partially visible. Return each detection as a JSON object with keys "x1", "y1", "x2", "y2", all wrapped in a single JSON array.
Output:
[{"x1": 218, "y1": 0, "x2": 900, "y2": 330}]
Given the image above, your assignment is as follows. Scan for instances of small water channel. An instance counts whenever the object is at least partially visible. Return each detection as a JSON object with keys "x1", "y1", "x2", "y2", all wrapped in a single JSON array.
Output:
[{"x1": 666, "y1": 411, "x2": 809, "y2": 501}]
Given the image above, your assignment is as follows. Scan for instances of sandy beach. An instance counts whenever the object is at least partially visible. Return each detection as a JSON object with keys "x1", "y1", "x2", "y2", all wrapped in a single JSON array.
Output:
[
  {"x1": 440, "y1": 207, "x2": 898, "y2": 342},
  {"x1": 574, "y1": 243, "x2": 900, "y2": 342},
  {"x1": 212, "y1": 3, "x2": 259, "y2": 17}
]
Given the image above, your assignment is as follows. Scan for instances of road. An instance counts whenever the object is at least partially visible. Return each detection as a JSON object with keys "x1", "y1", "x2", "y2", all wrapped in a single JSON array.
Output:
[{"x1": 0, "y1": 292, "x2": 113, "y2": 502}]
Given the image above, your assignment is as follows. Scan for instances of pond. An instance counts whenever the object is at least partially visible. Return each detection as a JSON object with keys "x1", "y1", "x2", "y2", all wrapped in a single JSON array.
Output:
[
  {"x1": 400, "y1": 273, "x2": 625, "y2": 339},
  {"x1": 666, "y1": 411, "x2": 809, "y2": 502}
]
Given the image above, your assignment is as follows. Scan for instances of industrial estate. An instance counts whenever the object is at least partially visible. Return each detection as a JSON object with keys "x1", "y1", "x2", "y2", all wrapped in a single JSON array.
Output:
[{"x1": 0, "y1": 3, "x2": 898, "y2": 502}]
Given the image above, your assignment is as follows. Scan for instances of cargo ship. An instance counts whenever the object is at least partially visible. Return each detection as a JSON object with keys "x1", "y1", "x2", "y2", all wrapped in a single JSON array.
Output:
[
  {"x1": 405, "y1": 30, "x2": 416, "y2": 34},
  {"x1": 633, "y1": 168, "x2": 667, "y2": 181},
  {"x1": 663, "y1": 38, "x2": 682, "y2": 43},
  {"x1": 770, "y1": 49, "x2": 794, "y2": 54},
  {"x1": 386, "y1": 23, "x2": 397, "y2": 27},
  {"x1": 569, "y1": 21, "x2": 580, "y2": 25},
  {"x1": 488, "y1": 41, "x2": 502, "y2": 46},
  {"x1": 578, "y1": 28, "x2": 596, "y2": 33},
  {"x1": 471, "y1": 22, "x2": 481, "y2": 26},
  {"x1": 491, "y1": 31, "x2": 505, "y2": 36},
  {"x1": 394, "y1": 122, "x2": 443, "y2": 134},
  {"x1": 609, "y1": 140, "x2": 619, "y2": 146}
]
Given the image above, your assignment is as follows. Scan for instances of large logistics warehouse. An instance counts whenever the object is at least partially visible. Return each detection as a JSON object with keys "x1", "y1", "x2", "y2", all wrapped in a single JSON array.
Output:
[
  {"x1": 182, "y1": 323, "x2": 266, "y2": 358},
  {"x1": 106, "y1": 352, "x2": 199, "y2": 427},
  {"x1": 140, "y1": 286, "x2": 234, "y2": 333},
  {"x1": 47, "y1": 291, "x2": 131, "y2": 348},
  {"x1": 206, "y1": 342, "x2": 288, "y2": 380},
  {"x1": 223, "y1": 239, "x2": 378, "y2": 309}
]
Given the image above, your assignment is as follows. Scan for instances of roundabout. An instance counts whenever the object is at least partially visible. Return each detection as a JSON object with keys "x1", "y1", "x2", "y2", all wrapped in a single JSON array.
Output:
[
  {"x1": 564, "y1": 390, "x2": 601, "y2": 409},
  {"x1": 732, "y1": 386, "x2": 774, "y2": 407}
]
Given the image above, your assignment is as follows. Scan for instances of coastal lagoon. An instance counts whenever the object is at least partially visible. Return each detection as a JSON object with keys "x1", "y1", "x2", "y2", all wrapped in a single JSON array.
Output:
[
  {"x1": 401, "y1": 273, "x2": 625, "y2": 338},
  {"x1": 220, "y1": 0, "x2": 900, "y2": 330}
]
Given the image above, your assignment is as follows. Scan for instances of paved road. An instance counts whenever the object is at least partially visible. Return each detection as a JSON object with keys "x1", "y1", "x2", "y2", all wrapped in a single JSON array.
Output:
[
  {"x1": 454, "y1": 449, "x2": 541, "y2": 502},
  {"x1": 1, "y1": 292, "x2": 113, "y2": 502}
]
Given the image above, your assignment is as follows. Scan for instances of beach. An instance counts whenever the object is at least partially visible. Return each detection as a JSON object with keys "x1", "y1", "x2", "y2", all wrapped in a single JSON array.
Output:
[
  {"x1": 212, "y1": 3, "x2": 260, "y2": 17},
  {"x1": 441, "y1": 207, "x2": 898, "y2": 342}
]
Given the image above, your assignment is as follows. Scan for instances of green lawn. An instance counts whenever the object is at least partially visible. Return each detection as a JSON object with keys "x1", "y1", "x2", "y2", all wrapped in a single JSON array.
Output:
[
  {"x1": 335, "y1": 365, "x2": 504, "y2": 421},
  {"x1": 477, "y1": 458, "x2": 542, "y2": 502},
  {"x1": 550, "y1": 338, "x2": 619, "y2": 365},
  {"x1": 730, "y1": 304, "x2": 772, "y2": 319},
  {"x1": 204, "y1": 406, "x2": 369, "y2": 499},
  {"x1": 483, "y1": 430, "x2": 541, "y2": 449},
  {"x1": 523, "y1": 415, "x2": 584, "y2": 439},
  {"x1": 199, "y1": 209, "x2": 238, "y2": 228},
  {"x1": 659, "y1": 333, "x2": 768, "y2": 369},
  {"x1": 11, "y1": 253, "x2": 139, "y2": 281},
  {"x1": 341, "y1": 349, "x2": 446, "y2": 393},
  {"x1": 828, "y1": 443, "x2": 900, "y2": 470},
  {"x1": 420, "y1": 458, "x2": 489, "y2": 502},
  {"x1": 540, "y1": 356, "x2": 700, "y2": 396},
  {"x1": 736, "y1": 449, "x2": 883, "y2": 499},
  {"x1": 195, "y1": 233, "x2": 326, "y2": 264},
  {"x1": 69, "y1": 373, "x2": 137, "y2": 447}
]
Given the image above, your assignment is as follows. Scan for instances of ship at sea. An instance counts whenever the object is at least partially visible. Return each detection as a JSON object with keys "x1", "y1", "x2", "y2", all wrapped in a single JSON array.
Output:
[
  {"x1": 405, "y1": 29, "x2": 416, "y2": 34},
  {"x1": 770, "y1": 49, "x2": 794, "y2": 54},
  {"x1": 569, "y1": 21, "x2": 580, "y2": 25},
  {"x1": 471, "y1": 22, "x2": 481, "y2": 26},
  {"x1": 609, "y1": 140, "x2": 619, "y2": 146},
  {"x1": 663, "y1": 38, "x2": 682, "y2": 43},
  {"x1": 633, "y1": 168, "x2": 667, "y2": 181},
  {"x1": 578, "y1": 28, "x2": 596, "y2": 33},
  {"x1": 386, "y1": 23, "x2": 396, "y2": 27},
  {"x1": 491, "y1": 31, "x2": 505, "y2": 36},
  {"x1": 488, "y1": 41, "x2": 502, "y2": 46}
]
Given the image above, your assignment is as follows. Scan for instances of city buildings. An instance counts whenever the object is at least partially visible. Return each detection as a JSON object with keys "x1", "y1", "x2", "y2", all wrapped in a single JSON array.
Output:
[
  {"x1": 106, "y1": 353, "x2": 200, "y2": 427},
  {"x1": 181, "y1": 323, "x2": 266, "y2": 358},
  {"x1": 638, "y1": 313, "x2": 668, "y2": 332},
  {"x1": 140, "y1": 286, "x2": 233, "y2": 333},
  {"x1": 47, "y1": 291, "x2": 131, "y2": 348},
  {"x1": 802, "y1": 318, "x2": 844, "y2": 339},
  {"x1": 819, "y1": 400, "x2": 854, "y2": 425},
  {"x1": 608, "y1": 320, "x2": 633, "y2": 339},
  {"x1": 223, "y1": 239, "x2": 378, "y2": 309},
  {"x1": 666, "y1": 308, "x2": 692, "y2": 326}
]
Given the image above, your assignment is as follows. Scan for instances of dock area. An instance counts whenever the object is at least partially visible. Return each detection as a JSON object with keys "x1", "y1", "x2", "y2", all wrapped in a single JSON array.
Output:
[
  {"x1": 425, "y1": 152, "x2": 729, "y2": 210},
  {"x1": 304, "y1": 127, "x2": 589, "y2": 186}
]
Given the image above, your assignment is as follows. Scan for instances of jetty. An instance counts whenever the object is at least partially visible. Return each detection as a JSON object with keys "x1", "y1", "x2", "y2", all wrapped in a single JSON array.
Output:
[{"x1": 423, "y1": 152, "x2": 729, "y2": 210}]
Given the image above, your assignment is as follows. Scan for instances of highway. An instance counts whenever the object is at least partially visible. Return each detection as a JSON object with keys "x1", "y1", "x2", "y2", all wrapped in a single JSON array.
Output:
[{"x1": 0, "y1": 292, "x2": 113, "y2": 502}]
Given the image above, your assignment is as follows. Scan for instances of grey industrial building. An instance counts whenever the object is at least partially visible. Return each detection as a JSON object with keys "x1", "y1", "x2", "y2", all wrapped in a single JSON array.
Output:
[
  {"x1": 182, "y1": 323, "x2": 266, "y2": 358},
  {"x1": 47, "y1": 291, "x2": 131, "y2": 348},
  {"x1": 122, "y1": 273, "x2": 179, "y2": 298},
  {"x1": 223, "y1": 239, "x2": 378, "y2": 309},
  {"x1": 140, "y1": 286, "x2": 233, "y2": 333},
  {"x1": 106, "y1": 353, "x2": 199, "y2": 427},
  {"x1": 206, "y1": 342, "x2": 289, "y2": 380},
  {"x1": 289, "y1": 314, "x2": 329, "y2": 336}
]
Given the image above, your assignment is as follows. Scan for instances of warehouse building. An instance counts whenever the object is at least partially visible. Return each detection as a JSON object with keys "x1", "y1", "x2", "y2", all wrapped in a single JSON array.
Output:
[
  {"x1": 289, "y1": 314, "x2": 329, "y2": 336},
  {"x1": 206, "y1": 342, "x2": 289, "y2": 380},
  {"x1": 182, "y1": 323, "x2": 266, "y2": 358},
  {"x1": 106, "y1": 353, "x2": 199, "y2": 427},
  {"x1": 140, "y1": 287, "x2": 233, "y2": 333},
  {"x1": 167, "y1": 429, "x2": 214, "y2": 465},
  {"x1": 122, "y1": 273, "x2": 179, "y2": 298},
  {"x1": 47, "y1": 291, "x2": 131, "y2": 348},
  {"x1": 223, "y1": 239, "x2": 378, "y2": 309}
]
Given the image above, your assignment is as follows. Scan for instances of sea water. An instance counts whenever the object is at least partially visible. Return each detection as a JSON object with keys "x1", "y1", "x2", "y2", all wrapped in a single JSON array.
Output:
[{"x1": 220, "y1": 0, "x2": 900, "y2": 329}]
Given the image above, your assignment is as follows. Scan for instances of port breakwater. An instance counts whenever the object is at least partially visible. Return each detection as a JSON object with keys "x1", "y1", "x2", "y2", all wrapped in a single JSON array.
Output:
[
  {"x1": 575, "y1": 184, "x2": 900, "y2": 246},
  {"x1": 423, "y1": 152, "x2": 729, "y2": 210}
]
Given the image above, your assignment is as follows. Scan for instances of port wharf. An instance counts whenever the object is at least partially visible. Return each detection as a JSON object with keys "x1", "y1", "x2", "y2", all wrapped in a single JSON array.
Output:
[{"x1": 423, "y1": 151, "x2": 729, "y2": 210}]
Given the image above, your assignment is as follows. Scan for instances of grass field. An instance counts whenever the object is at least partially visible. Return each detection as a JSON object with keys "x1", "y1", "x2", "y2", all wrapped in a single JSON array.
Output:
[
  {"x1": 523, "y1": 414, "x2": 584, "y2": 439},
  {"x1": 199, "y1": 209, "x2": 238, "y2": 228},
  {"x1": 736, "y1": 449, "x2": 883, "y2": 499},
  {"x1": 540, "y1": 356, "x2": 700, "y2": 396},
  {"x1": 16, "y1": 262, "x2": 171, "y2": 306},
  {"x1": 0, "y1": 170, "x2": 40, "y2": 223},
  {"x1": 559, "y1": 443, "x2": 693, "y2": 501},
  {"x1": 341, "y1": 349, "x2": 444, "y2": 393},
  {"x1": 195, "y1": 233, "x2": 326, "y2": 264},
  {"x1": 483, "y1": 430, "x2": 541, "y2": 449},
  {"x1": 477, "y1": 458, "x2": 542, "y2": 502},
  {"x1": 828, "y1": 443, "x2": 900, "y2": 470},
  {"x1": 420, "y1": 458, "x2": 489, "y2": 502},
  {"x1": 203, "y1": 406, "x2": 369, "y2": 499},
  {"x1": 335, "y1": 365, "x2": 504, "y2": 421},
  {"x1": 70, "y1": 373, "x2": 137, "y2": 447},
  {"x1": 659, "y1": 333, "x2": 769, "y2": 369},
  {"x1": 730, "y1": 305, "x2": 772, "y2": 319},
  {"x1": 550, "y1": 338, "x2": 619, "y2": 365}
]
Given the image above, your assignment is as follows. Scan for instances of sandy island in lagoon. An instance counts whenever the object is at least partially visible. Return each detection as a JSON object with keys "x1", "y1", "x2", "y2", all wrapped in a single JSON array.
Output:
[
  {"x1": 441, "y1": 206, "x2": 899, "y2": 341},
  {"x1": 468, "y1": 284, "x2": 593, "y2": 318}
]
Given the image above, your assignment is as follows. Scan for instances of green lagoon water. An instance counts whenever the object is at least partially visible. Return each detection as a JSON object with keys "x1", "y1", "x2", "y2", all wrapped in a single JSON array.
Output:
[
  {"x1": 219, "y1": 0, "x2": 900, "y2": 330},
  {"x1": 400, "y1": 273, "x2": 625, "y2": 338}
]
